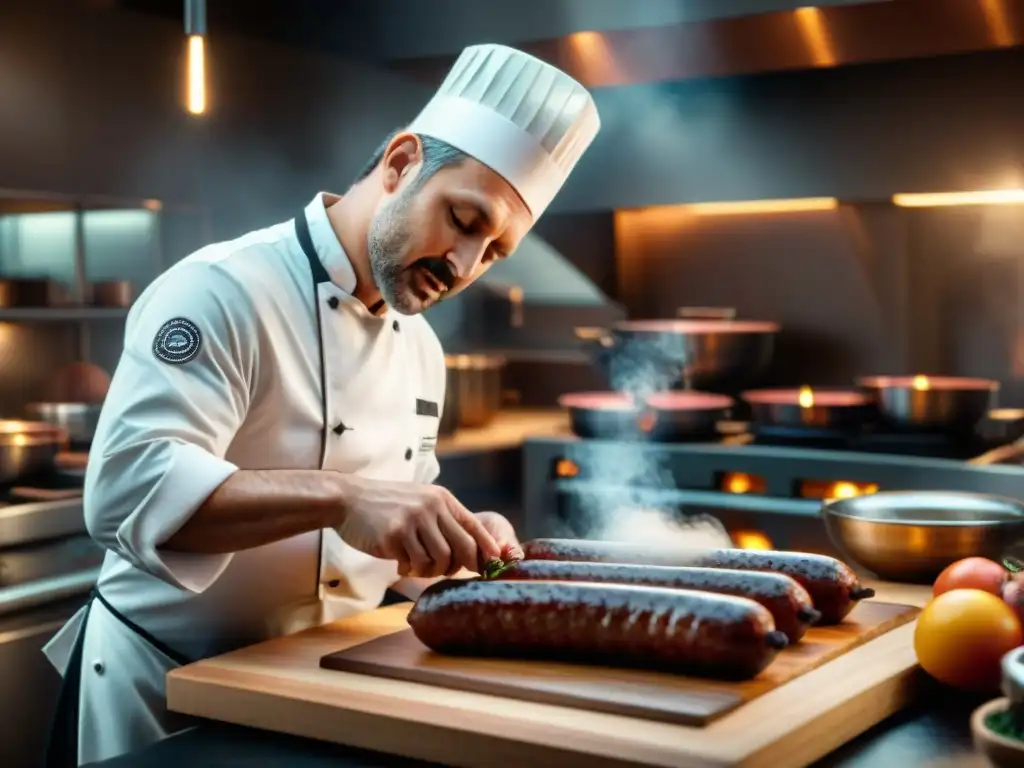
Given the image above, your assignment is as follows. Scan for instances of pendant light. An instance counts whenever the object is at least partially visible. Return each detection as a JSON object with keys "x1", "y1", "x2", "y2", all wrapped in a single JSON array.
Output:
[{"x1": 184, "y1": 0, "x2": 207, "y2": 115}]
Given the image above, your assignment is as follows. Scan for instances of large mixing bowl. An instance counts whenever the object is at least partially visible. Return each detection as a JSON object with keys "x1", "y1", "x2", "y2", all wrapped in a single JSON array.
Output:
[{"x1": 822, "y1": 491, "x2": 1024, "y2": 583}]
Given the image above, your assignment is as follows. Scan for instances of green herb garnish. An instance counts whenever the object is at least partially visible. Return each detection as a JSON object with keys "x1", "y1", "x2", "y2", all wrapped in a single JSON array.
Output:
[
  {"x1": 1005, "y1": 557, "x2": 1024, "y2": 574},
  {"x1": 483, "y1": 556, "x2": 521, "y2": 580},
  {"x1": 986, "y1": 706, "x2": 1024, "y2": 742}
]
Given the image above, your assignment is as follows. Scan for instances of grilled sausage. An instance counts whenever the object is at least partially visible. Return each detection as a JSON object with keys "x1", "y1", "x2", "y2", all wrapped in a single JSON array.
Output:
[
  {"x1": 407, "y1": 578, "x2": 788, "y2": 680},
  {"x1": 496, "y1": 560, "x2": 819, "y2": 642},
  {"x1": 521, "y1": 539, "x2": 874, "y2": 624}
]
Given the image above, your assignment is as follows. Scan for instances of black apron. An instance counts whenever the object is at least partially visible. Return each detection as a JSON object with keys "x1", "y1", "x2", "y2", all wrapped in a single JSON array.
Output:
[{"x1": 44, "y1": 209, "x2": 333, "y2": 768}]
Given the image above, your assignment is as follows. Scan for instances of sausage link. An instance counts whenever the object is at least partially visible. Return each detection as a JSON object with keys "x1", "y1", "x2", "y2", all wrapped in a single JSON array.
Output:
[
  {"x1": 496, "y1": 560, "x2": 819, "y2": 642},
  {"x1": 407, "y1": 578, "x2": 788, "y2": 681},
  {"x1": 521, "y1": 539, "x2": 874, "y2": 624}
]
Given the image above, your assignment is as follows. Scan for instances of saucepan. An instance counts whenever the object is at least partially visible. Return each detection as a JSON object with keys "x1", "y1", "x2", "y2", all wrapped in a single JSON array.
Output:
[
  {"x1": 558, "y1": 390, "x2": 733, "y2": 442},
  {"x1": 575, "y1": 307, "x2": 779, "y2": 394},
  {"x1": 0, "y1": 420, "x2": 68, "y2": 484},
  {"x1": 742, "y1": 387, "x2": 876, "y2": 431},
  {"x1": 822, "y1": 491, "x2": 1024, "y2": 583},
  {"x1": 25, "y1": 402, "x2": 103, "y2": 447},
  {"x1": 856, "y1": 375, "x2": 999, "y2": 433}
]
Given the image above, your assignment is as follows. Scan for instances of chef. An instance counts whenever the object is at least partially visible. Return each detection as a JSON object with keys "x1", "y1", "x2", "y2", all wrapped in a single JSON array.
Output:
[{"x1": 42, "y1": 43, "x2": 599, "y2": 766}]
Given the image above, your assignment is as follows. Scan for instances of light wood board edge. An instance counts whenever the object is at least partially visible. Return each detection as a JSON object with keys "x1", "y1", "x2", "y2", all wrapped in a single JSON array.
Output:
[{"x1": 167, "y1": 621, "x2": 921, "y2": 768}]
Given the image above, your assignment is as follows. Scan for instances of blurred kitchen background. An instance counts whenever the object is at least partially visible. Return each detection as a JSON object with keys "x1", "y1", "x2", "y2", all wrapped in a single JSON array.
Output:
[{"x1": 3, "y1": 0, "x2": 1024, "y2": 762}]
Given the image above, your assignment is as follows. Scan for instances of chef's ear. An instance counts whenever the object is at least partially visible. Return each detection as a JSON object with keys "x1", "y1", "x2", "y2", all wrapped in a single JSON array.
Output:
[{"x1": 381, "y1": 132, "x2": 423, "y2": 193}]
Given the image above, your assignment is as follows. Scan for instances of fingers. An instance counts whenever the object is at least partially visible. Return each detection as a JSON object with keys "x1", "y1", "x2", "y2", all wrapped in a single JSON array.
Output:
[
  {"x1": 402, "y1": 529, "x2": 437, "y2": 578},
  {"x1": 380, "y1": 538, "x2": 412, "y2": 578},
  {"x1": 442, "y1": 491, "x2": 500, "y2": 564},
  {"x1": 437, "y1": 511, "x2": 479, "y2": 575},
  {"x1": 413, "y1": 519, "x2": 452, "y2": 578}
]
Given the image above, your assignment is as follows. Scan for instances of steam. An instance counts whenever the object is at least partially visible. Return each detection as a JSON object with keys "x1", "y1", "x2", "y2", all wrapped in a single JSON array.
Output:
[{"x1": 560, "y1": 388, "x2": 732, "y2": 550}]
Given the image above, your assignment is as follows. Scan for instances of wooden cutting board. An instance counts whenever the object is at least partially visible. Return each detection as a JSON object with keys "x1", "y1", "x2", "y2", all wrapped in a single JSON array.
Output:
[{"x1": 321, "y1": 600, "x2": 919, "y2": 727}]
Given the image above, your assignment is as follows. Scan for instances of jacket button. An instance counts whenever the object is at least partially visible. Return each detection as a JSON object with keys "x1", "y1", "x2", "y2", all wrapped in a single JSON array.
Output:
[
  {"x1": 392, "y1": 320, "x2": 400, "y2": 331},
  {"x1": 327, "y1": 579, "x2": 340, "y2": 588},
  {"x1": 327, "y1": 296, "x2": 340, "y2": 309},
  {"x1": 92, "y1": 660, "x2": 105, "y2": 675},
  {"x1": 405, "y1": 448, "x2": 413, "y2": 461}
]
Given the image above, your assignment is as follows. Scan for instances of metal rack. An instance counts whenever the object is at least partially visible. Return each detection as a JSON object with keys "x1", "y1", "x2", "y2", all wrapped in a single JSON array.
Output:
[{"x1": 0, "y1": 188, "x2": 206, "y2": 361}]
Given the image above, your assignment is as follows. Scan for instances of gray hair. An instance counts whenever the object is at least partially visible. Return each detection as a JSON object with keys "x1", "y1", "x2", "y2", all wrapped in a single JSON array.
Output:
[{"x1": 351, "y1": 130, "x2": 468, "y2": 188}]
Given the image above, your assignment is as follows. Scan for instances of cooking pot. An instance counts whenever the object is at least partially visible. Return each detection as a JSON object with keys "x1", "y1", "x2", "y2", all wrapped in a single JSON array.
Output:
[
  {"x1": 0, "y1": 420, "x2": 68, "y2": 484},
  {"x1": 25, "y1": 402, "x2": 103, "y2": 447},
  {"x1": 88, "y1": 280, "x2": 133, "y2": 308},
  {"x1": 576, "y1": 307, "x2": 779, "y2": 394},
  {"x1": 558, "y1": 390, "x2": 733, "y2": 442},
  {"x1": 444, "y1": 354, "x2": 507, "y2": 430},
  {"x1": 857, "y1": 375, "x2": 998, "y2": 432}
]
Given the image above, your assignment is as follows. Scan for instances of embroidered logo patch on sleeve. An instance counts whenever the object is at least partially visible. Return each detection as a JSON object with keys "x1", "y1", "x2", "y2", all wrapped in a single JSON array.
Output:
[{"x1": 153, "y1": 318, "x2": 202, "y2": 365}]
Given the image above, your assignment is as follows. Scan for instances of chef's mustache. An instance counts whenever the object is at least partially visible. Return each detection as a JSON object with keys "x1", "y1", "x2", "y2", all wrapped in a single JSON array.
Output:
[{"x1": 414, "y1": 258, "x2": 456, "y2": 291}]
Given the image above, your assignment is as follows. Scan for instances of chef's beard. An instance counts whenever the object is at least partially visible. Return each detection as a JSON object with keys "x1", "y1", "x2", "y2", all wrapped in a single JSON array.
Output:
[{"x1": 367, "y1": 190, "x2": 450, "y2": 315}]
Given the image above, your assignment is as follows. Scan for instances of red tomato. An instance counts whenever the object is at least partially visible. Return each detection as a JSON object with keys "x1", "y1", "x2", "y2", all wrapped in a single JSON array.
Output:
[
  {"x1": 933, "y1": 557, "x2": 1008, "y2": 598},
  {"x1": 914, "y1": 589, "x2": 1023, "y2": 691}
]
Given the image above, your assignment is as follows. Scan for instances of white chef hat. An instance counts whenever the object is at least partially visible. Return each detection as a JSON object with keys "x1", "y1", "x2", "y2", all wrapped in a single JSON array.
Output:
[{"x1": 407, "y1": 44, "x2": 600, "y2": 219}]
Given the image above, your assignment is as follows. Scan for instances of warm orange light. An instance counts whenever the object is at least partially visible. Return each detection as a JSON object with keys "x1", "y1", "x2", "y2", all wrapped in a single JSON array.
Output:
[
  {"x1": 892, "y1": 189, "x2": 1024, "y2": 207},
  {"x1": 981, "y1": 0, "x2": 1016, "y2": 47},
  {"x1": 143, "y1": 199, "x2": 163, "y2": 211},
  {"x1": 554, "y1": 458, "x2": 579, "y2": 478},
  {"x1": 912, "y1": 375, "x2": 930, "y2": 391},
  {"x1": 187, "y1": 35, "x2": 206, "y2": 115},
  {"x1": 733, "y1": 530, "x2": 774, "y2": 550},
  {"x1": 794, "y1": 7, "x2": 837, "y2": 67},
  {"x1": 564, "y1": 30, "x2": 622, "y2": 86},
  {"x1": 720, "y1": 472, "x2": 767, "y2": 495},
  {"x1": 798, "y1": 386, "x2": 814, "y2": 409},
  {"x1": 685, "y1": 198, "x2": 838, "y2": 216},
  {"x1": 636, "y1": 411, "x2": 656, "y2": 434},
  {"x1": 800, "y1": 479, "x2": 879, "y2": 500}
]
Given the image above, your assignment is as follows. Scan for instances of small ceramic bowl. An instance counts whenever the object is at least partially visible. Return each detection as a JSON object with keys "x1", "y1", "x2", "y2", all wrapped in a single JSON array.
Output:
[{"x1": 972, "y1": 697, "x2": 1024, "y2": 767}]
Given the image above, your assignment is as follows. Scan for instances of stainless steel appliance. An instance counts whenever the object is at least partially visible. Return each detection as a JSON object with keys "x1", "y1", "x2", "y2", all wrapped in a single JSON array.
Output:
[
  {"x1": 521, "y1": 410, "x2": 1024, "y2": 563},
  {"x1": 0, "y1": 464, "x2": 100, "y2": 767}
]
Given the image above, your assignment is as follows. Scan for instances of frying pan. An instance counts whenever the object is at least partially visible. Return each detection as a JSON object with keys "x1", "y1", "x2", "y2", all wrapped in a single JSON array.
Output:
[{"x1": 558, "y1": 391, "x2": 734, "y2": 442}]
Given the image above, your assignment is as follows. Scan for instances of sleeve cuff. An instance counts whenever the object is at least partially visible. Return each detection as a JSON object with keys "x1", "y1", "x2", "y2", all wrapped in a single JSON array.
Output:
[{"x1": 119, "y1": 441, "x2": 239, "y2": 593}]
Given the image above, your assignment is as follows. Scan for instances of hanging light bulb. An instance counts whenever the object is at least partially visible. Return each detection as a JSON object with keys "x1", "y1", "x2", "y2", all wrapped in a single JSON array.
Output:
[{"x1": 184, "y1": 0, "x2": 207, "y2": 115}]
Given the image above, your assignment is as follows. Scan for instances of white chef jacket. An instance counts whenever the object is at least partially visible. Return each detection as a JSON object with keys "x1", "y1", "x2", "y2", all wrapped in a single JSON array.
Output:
[{"x1": 42, "y1": 193, "x2": 447, "y2": 765}]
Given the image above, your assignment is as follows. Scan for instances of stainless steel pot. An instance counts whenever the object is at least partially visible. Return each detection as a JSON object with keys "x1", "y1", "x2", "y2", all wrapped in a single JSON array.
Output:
[
  {"x1": 25, "y1": 402, "x2": 102, "y2": 446},
  {"x1": 576, "y1": 307, "x2": 779, "y2": 394},
  {"x1": 444, "y1": 354, "x2": 507, "y2": 429},
  {"x1": 0, "y1": 421, "x2": 67, "y2": 484},
  {"x1": 856, "y1": 375, "x2": 999, "y2": 432}
]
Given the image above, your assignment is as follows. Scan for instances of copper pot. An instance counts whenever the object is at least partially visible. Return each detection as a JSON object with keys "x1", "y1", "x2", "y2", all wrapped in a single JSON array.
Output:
[{"x1": 88, "y1": 280, "x2": 133, "y2": 308}]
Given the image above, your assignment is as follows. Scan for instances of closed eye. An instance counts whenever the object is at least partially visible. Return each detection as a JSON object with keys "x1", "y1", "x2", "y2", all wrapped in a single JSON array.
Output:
[{"x1": 449, "y1": 207, "x2": 472, "y2": 234}]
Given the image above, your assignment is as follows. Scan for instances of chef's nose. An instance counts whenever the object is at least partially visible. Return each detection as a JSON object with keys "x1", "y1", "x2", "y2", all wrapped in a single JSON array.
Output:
[{"x1": 446, "y1": 242, "x2": 487, "y2": 280}]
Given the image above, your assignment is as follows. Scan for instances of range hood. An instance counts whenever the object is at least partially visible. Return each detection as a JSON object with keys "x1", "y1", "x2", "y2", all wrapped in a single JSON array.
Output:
[{"x1": 388, "y1": 0, "x2": 1023, "y2": 87}]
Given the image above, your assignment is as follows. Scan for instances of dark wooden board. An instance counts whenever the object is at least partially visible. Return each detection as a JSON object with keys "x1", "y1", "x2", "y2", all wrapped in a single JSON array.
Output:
[{"x1": 321, "y1": 600, "x2": 919, "y2": 727}]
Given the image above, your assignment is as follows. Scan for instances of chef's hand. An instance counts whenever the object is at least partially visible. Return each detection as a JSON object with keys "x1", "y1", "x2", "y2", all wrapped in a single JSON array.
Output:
[
  {"x1": 474, "y1": 511, "x2": 522, "y2": 564},
  {"x1": 333, "y1": 475, "x2": 501, "y2": 578}
]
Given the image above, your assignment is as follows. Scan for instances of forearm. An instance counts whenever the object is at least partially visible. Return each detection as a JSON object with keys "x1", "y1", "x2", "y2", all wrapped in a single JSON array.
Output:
[{"x1": 162, "y1": 469, "x2": 344, "y2": 554}]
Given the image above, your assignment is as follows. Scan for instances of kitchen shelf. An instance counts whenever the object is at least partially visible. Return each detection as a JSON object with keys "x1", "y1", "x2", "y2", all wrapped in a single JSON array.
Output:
[{"x1": 0, "y1": 307, "x2": 129, "y2": 322}]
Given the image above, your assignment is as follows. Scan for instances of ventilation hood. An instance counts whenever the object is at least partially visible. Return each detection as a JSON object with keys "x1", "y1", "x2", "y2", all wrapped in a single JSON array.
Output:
[{"x1": 388, "y1": 0, "x2": 1023, "y2": 88}]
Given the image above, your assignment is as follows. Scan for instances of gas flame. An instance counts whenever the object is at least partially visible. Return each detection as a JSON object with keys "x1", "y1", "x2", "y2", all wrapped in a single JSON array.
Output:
[
  {"x1": 798, "y1": 386, "x2": 815, "y2": 408},
  {"x1": 912, "y1": 375, "x2": 930, "y2": 391}
]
